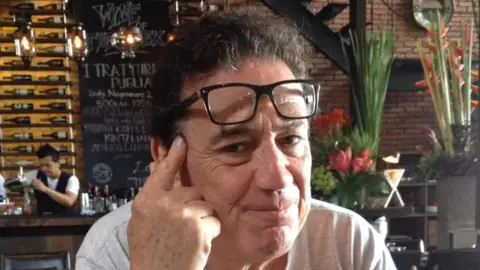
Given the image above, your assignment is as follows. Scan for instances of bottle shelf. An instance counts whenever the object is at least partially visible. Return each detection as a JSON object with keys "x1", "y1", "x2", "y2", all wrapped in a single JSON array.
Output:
[
  {"x1": 0, "y1": 66, "x2": 71, "y2": 72},
  {"x1": 0, "y1": 165, "x2": 75, "y2": 170},
  {"x1": 9, "y1": 9, "x2": 67, "y2": 16},
  {"x1": 0, "y1": 95, "x2": 73, "y2": 100},
  {"x1": 0, "y1": 81, "x2": 72, "y2": 86},
  {"x1": 0, "y1": 139, "x2": 75, "y2": 143},
  {"x1": 0, "y1": 124, "x2": 72, "y2": 128},
  {"x1": 0, "y1": 22, "x2": 72, "y2": 29},
  {"x1": 0, "y1": 52, "x2": 68, "y2": 58},
  {"x1": 0, "y1": 109, "x2": 73, "y2": 114},
  {"x1": 0, "y1": 152, "x2": 76, "y2": 157},
  {"x1": 0, "y1": 37, "x2": 67, "y2": 44}
]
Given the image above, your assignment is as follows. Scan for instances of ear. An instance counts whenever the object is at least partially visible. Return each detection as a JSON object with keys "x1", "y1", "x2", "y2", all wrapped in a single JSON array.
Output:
[{"x1": 150, "y1": 137, "x2": 168, "y2": 162}]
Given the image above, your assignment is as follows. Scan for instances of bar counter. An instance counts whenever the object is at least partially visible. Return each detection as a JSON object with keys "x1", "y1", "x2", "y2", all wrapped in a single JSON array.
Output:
[{"x1": 0, "y1": 214, "x2": 103, "y2": 266}]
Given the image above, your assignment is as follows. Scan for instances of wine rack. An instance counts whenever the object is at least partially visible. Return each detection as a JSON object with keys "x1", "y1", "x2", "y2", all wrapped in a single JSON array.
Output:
[{"x1": 0, "y1": 0, "x2": 78, "y2": 179}]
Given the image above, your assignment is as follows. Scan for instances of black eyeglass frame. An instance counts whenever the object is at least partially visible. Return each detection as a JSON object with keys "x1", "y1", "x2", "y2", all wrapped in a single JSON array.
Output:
[{"x1": 179, "y1": 79, "x2": 321, "y2": 125}]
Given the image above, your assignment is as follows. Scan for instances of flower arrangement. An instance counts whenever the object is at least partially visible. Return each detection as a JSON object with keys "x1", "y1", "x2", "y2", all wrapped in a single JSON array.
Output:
[
  {"x1": 310, "y1": 109, "x2": 386, "y2": 209},
  {"x1": 415, "y1": 13, "x2": 478, "y2": 160}
]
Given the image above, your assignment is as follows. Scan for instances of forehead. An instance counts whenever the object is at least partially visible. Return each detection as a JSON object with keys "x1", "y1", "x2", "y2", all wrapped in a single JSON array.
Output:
[
  {"x1": 182, "y1": 59, "x2": 296, "y2": 98},
  {"x1": 39, "y1": 156, "x2": 54, "y2": 163}
]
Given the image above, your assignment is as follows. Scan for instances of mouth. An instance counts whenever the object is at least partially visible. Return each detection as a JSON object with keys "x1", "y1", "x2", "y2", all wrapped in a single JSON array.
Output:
[{"x1": 241, "y1": 202, "x2": 297, "y2": 227}]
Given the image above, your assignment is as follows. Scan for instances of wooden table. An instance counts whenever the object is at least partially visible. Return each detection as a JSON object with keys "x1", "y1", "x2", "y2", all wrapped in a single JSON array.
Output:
[{"x1": 0, "y1": 214, "x2": 102, "y2": 267}]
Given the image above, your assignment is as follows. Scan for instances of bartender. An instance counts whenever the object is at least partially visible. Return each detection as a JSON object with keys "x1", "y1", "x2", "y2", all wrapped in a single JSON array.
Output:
[{"x1": 23, "y1": 144, "x2": 80, "y2": 215}]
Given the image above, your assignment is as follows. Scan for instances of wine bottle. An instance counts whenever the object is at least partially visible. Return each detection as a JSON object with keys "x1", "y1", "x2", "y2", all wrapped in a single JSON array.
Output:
[
  {"x1": 1, "y1": 17, "x2": 14, "y2": 22},
  {"x1": 40, "y1": 116, "x2": 67, "y2": 124},
  {"x1": 37, "y1": 17, "x2": 64, "y2": 24},
  {"x1": 59, "y1": 158, "x2": 67, "y2": 165},
  {"x1": 4, "y1": 47, "x2": 16, "y2": 52},
  {"x1": 38, "y1": 46, "x2": 65, "y2": 53},
  {"x1": 42, "y1": 131, "x2": 67, "y2": 139},
  {"x1": 39, "y1": 102, "x2": 67, "y2": 110},
  {"x1": 39, "y1": 75, "x2": 66, "y2": 82},
  {"x1": 12, "y1": 132, "x2": 33, "y2": 140},
  {"x1": 38, "y1": 32, "x2": 65, "y2": 39},
  {"x1": 40, "y1": 88, "x2": 65, "y2": 95},
  {"x1": 37, "y1": 59, "x2": 64, "y2": 67},
  {"x1": 3, "y1": 116, "x2": 31, "y2": 124},
  {"x1": 4, "y1": 60, "x2": 24, "y2": 66},
  {"x1": 54, "y1": 145, "x2": 68, "y2": 152},
  {"x1": 7, "y1": 146, "x2": 35, "y2": 153},
  {"x1": 3, "y1": 75, "x2": 32, "y2": 81},
  {"x1": 38, "y1": 3, "x2": 63, "y2": 11},
  {"x1": 11, "y1": 3, "x2": 37, "y2": 10},
  {"x1": 4, "y1": 88, "x2": 35, "y2": 96},
  {"x1": 4, "y1": 103, "x2": 34, "y2": 110},
  {"x1": 13, "y1": 160, "x2": 35, "y2": 166}
]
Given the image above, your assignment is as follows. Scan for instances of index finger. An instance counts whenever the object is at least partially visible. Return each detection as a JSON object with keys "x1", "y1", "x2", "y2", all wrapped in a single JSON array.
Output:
[{"x1": 144, "y1": 136, "x2": 187, "y2": 191}]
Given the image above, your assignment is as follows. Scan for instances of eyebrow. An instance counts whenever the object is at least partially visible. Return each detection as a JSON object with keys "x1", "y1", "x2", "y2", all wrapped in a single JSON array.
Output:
[{"x1": 209, "y1": 119, "x2": 307, "y2": 144}]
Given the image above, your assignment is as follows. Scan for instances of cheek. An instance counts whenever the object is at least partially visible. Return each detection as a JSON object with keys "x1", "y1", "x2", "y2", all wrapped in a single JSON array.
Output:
[{"x1": 186, "y1": 151, "x2": 252, "y2": 213}]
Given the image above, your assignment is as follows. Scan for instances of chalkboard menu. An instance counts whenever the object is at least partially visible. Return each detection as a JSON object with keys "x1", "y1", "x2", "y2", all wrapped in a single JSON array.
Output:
[{"x1": 79, "y1": 0, "x2": 171, "y2": 189}]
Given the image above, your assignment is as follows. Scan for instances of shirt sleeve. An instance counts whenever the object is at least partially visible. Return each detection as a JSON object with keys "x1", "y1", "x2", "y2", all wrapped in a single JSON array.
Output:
[{"x1": 66, "y1": 175, "x2": 80, "y2": 195}]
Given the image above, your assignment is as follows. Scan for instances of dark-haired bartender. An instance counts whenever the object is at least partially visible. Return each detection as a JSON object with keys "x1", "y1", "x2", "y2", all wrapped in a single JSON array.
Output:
[{"x1": 23, "y1": 144, "x2": 80, "y2": 215}]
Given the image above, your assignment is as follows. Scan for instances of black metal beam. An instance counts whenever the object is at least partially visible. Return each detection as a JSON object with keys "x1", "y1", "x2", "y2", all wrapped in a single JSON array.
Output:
[{"x1": 262, "y1": 0, "x2": 349, "y2": 75}]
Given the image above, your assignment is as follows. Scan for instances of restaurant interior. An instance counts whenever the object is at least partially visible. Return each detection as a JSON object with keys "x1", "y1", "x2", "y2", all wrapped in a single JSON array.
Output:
[{"x1": 0, "y1": 0, "x2": 479, "y2": 269}]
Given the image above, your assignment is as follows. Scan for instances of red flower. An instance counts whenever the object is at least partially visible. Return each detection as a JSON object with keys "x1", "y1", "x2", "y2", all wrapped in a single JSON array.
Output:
[
  {"x1": 351, "y1": 148, "x2": 373, "y2": 173},
  {"x1": 329, "y1": 147, "x2": 352, "y2": 173},
  {"x1": 312, "y1": 115, "x2": 330, "y2": 133}
]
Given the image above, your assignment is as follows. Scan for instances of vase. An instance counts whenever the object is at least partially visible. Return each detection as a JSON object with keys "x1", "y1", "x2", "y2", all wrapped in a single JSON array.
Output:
[
  {"x1": 437, "y1": 174, "x2": 476, "y2": 249},
  {"x1": 337, "y1": 187, "x2": 365, "y2": 209}
]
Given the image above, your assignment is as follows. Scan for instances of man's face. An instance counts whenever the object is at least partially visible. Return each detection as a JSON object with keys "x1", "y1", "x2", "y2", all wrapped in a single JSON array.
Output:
[
  {"x1": 179, "y1": 59, "x2": 312, "y2": 262},
  {"x1": 38, "y1": 156, "x2": 60, "y2": 178}
]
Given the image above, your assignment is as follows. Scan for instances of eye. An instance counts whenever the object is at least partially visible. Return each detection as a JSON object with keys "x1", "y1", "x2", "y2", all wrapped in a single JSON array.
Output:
[
  {"x1": 278, "y1": 135, "x2": 301, "y2": 146},
  {"x1": 224, "y1": 143, "x2": 247, "y2": 153}
]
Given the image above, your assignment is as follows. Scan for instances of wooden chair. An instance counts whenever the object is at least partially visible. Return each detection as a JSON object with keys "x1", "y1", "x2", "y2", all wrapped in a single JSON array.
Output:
[
  {"x1": 0, "y1": 251, "x2": 71, "y2": 270},
  {"x1": 391, "y1": 251, "x2": 424, "y2": 270}
]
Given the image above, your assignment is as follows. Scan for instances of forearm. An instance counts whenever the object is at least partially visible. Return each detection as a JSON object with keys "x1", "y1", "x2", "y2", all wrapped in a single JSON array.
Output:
[{"x1": 44, "y1": 188, "x2": 75, "y2": 207}]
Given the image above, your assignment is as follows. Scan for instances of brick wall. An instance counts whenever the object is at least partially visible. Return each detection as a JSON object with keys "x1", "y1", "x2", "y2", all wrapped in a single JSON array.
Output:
[{"x1": 305, "y1": 0, "x2": 479, "y2": 155}]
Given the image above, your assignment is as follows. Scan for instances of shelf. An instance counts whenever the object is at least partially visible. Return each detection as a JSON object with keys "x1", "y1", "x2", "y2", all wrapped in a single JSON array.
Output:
[
  {"x1": 0, "y1": 81, "x2": 72, "y2": 86},
  {"x1": 0, "y1": 66, "x2": 71, "y2": 71},
  {"x1": 0, "y1": 95, "x2": 73, "y2": 100},
  {"x1": 0, "y1": 165, "x2": 75, "y2": 170},
  {"x1": 9, "y1": 9, "x2": 67, "y2": 16},
  {"x1": 0, "y1": 109, "x2": 72, "y2": 114},
  {"x1": 399, "y1": 180, "x2": 437, "y2": 187},
  {"x1": 0, "y1": 37, "x2": 66, "y2": 43},
  {"x1": 357, "y1": 206, "x2": 416, "y2": 218},
  {"x1": 0, "y1": 139, "x2": 75, "y2": 143},
  {"x1": 0, "y1": 21, "x2": 71, "y2": 29},
  {"x1": 0, "y1": 152, "x2": 76, "y2": 157},
  {"x1": 0, "y1": 52, "x2": 67, "y2": 58},
  {"x1": 0, "y1": 124, "x2": 72, "y2": 128}
]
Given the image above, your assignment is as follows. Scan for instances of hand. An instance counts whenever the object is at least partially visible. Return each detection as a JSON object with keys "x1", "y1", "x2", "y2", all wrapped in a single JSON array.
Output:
[
  {"x1": 0, "y1": 202, "x2": 14, "y2": 213},
  {"x1": 127, "y1": 136, "x2": 221, "y2": 270},
  {"x1": 31, "y1": 179, "x2": 48, "y2": 192}
]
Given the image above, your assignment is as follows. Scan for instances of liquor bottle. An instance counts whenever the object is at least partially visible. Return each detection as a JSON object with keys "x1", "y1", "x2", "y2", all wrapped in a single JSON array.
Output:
[
  {"x1": 3, "y1": 75, "x2": 32, "y2": 81},
  {"x1": 40, "y1": 88, "x2": 65, "y2": 95},
  {"x1": 37, "y1": 59, "x2": 64, "y2": 67},
  {"x1": 38, "y1": 46, "x2": 65, "y2": 53},
  {"x1": 94, "y1": 186, "x2": 106, "y2": 213},
  {"x1": 3, "y1": 60, "x2": 25, "y2": 66},
  {"x1": 4, "y1": 103, "x2": 34, "y2": 110},
  {"x1": 0, "y1": 33, "x2": 15, "y2": 39},
  {"x1": 38, "y1": 3, "x2": 63, "y2": 11},
  {"x1": 12, "y1": 132, "x2": 33, "y2": 140},
  {"x1": 40, "y1": 116, "x2": 67, "y2": 124},
  {"x1": 39, "y1": 102, "x2": 67, "y2": 110},
  {"x1": 4, "y1": 88, "x2": 35, "y2": 96},
  {"x1": 59, "y1": 158, "x2": 67, "y2": 165},
  {"x1": 38, "y1": 32, "x2": 65, "y2": 39},
  {"x1": 37, "y1": 17, "x2": 64, "y2": 24},
  {"x1": 38, "y1": 75, "x2": 66, "y2": 82},
  {"x1": 4, "y1": 47, "x2": 16, "y2": 52},
  {"x1": 54, "y1": 145, "x2": 68, "y2": 152},
  {"x1": 13, "y1": 160, "x2": 35, "y2": 166},
  {"x1": 3, "y1": 116, "x2": 31, "y2": 124},
  {"x1": 42, "y1": 130, "x2": 67, "y2": 139},
  {"x1": 7, "y1": 146, "x2": 35, "y2": 153},
  {"x1": 11, "y1": 3, "x2": 37, "y2": 10}
]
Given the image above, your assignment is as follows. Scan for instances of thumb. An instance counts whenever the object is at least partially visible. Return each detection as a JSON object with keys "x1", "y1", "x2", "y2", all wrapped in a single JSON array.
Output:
[{"x1": 202, "y1": 216, "x2": 221, "y2": 239}]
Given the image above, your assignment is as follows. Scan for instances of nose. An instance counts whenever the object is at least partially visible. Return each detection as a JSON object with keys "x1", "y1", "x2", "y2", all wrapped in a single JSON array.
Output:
[{"x1": 253, "y1": 139, "x2": 294, "y2": 191}]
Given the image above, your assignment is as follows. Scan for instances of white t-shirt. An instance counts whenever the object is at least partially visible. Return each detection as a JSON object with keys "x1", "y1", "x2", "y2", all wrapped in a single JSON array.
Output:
[
  {"x1": 23, "y1": 170, "x2": 80, "y2": 195},
  {"x1": 76, "y1": 200, "x2": 396, "y2": 269}
]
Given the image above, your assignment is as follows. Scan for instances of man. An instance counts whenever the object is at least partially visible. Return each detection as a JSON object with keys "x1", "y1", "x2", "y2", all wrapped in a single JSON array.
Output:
[
  {"x1": 0, "y1": 173, "x2": 13, "y2": 214},
  {"x1": 76, "y1": 10, "x2": 396, "y2": 269},
  {"x1": 23, "y1": 144, "x2": 80, "y2": 215}
]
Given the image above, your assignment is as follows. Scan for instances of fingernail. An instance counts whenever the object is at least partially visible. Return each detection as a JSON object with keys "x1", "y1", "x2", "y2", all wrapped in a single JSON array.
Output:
[{"x1": 174, "y1": 136, "x2": 184, "y2": 146}]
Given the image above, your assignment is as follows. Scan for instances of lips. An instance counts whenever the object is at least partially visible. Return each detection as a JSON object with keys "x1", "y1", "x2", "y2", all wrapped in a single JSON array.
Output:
[{"x1": 240, "y1": 196, "x2": 298, "y2": 226}]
